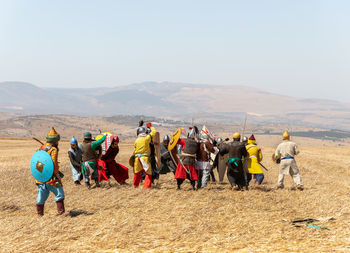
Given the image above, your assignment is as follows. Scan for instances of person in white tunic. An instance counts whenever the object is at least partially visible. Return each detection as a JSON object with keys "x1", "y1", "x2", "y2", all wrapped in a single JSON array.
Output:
[{"x1": 274, "y1": 131, "x2": 303, "y2": 190}]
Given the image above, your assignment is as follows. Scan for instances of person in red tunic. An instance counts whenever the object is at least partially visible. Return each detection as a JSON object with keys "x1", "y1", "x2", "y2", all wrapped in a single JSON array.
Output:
[
  {"x1": 97, "y1": 136, "x2": 129, "y2": 184},
  {"x1": 174, "y1": 128, "x2": 199, "y2": 190}
]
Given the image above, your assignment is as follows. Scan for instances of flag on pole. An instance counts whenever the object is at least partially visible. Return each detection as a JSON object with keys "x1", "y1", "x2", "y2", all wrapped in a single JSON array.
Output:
[{"x1": 201, "y1": 125, "x2": 214, "y2": 140}]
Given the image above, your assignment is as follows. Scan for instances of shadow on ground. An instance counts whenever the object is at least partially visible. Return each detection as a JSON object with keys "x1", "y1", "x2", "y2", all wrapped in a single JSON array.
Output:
[
  {"x1": 1, "y1": 204, "x2": 20, "y2": 212},
  {"x1": 68, "y1": 209, "x2": 94, "y2": 217}
]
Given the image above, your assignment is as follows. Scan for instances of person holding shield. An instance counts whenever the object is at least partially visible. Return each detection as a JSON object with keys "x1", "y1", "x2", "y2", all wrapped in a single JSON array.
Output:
[
  {"x1": 132, "y1": 121, "x2": 157, "y2": 188},
  {"x1": 35, "y1": 127, "x2": 65, "y2": 216},
  {"x1": 81, "y1": 132, "x2": 106, "y2": 188}
]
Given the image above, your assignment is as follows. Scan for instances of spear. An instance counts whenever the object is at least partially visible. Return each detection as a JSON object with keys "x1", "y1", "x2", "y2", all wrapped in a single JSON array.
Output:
[
  {"x1": 32, "y1": 137, "x2": 44, "y2": 145},
  {"x1": 259, "y1": 162, "x2": 269, "y2": 171},
  {"x1": 242, "y1": 113, "x2": 247, "y2": 141}
]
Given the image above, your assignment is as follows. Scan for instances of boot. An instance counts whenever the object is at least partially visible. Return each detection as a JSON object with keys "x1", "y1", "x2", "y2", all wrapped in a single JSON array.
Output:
[
  {"x1": 95, "y1": 179, "x2": 101, "y2": 187},
  {"x1": 36, "y1": 204, "x2": 44, "y2": 216},
  {"x1": 56, "y1": 200, "x2": 65, "y2": 215},
  {"x1": 74, "y1": 180, "x2": 81, "y2": 185},
  {"x1": 85, "y1": 181, "x2": 91, "y2": 189}
]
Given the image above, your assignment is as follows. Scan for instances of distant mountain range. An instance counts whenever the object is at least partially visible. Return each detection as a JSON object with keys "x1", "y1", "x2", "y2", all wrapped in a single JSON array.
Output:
[{"x1": 1, "y1": 81, "x2": 350, "y2": 130}]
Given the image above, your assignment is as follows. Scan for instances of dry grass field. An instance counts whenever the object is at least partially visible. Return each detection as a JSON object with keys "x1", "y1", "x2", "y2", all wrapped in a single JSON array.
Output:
[{"x1": 0, "y1": 138, "x2": 349, "y2": 252}]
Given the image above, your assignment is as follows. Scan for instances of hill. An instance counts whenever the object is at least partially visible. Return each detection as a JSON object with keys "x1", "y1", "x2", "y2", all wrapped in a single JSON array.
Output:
[{"x1": 1, "y1": 81, "x2": 350, "y2": 130}]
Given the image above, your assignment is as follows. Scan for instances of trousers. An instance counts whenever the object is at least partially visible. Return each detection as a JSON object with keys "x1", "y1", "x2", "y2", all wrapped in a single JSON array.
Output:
[
  {"x1": 278, "y1": 159, "x2": 303, "y2": 187},
  {"x1": 196, "y1": 161, "x2": 211, "y2": 188},
  {"x1": 133, "y1": 170, "x2": 152, "y2": 188},
  {"x1": 36, "y1": 184, "x2": 65, "y2": 205}
]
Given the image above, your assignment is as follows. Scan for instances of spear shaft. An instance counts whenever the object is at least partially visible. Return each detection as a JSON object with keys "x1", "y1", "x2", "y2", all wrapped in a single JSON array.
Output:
[{"x1": 32, "y1": 137, "x2": 44, "y2": 145}]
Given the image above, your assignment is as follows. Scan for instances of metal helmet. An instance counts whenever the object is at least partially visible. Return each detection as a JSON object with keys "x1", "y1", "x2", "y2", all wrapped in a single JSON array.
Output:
[
  {"x1": 216, "y1": 137, "x2": 223, "y2": 144},
  {"x1": 70, "y1": 137, "x2": 78, "y2": 144},
  {"x1": 137, "y1": 126, "x2": 146, "y2": 136},
  {"x1": 84, "y1": 132, "x2": 92, "y2": 139},
  {"x1": 282, "y1": 131, "x2": 290, "y2": 140},
  {"x1": 232, "y1": 132, "x2": 241, "y2": 139},
  {"x1": 163, "y1": 135, "x2": 170, "y2": 141},
  {"x1": 187, "y1": 128, "x2": 196, "y2": 139},
  {"x1": 242, "y1": 136, "x2": 248, "y2": 142}
]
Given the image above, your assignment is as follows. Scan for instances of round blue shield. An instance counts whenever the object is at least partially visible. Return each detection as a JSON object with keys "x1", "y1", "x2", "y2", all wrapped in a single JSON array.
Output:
[{"x1": 30, "y1": 150, "x2": 54, "y2": 183}]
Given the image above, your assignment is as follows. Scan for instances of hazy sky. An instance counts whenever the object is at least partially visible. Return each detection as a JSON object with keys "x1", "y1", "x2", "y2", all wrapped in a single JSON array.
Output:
[{"x1": 0, "y1": 0, "x2": 349, "y2": 101}]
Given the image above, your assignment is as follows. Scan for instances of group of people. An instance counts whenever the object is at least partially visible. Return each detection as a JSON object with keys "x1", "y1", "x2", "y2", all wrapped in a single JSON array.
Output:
[
  {"x1": 68, "y1": 132, "x2": 129, "y2": 188},
  {"x1": 33, "y1": 123, "x2": 303, "y2": 216}
]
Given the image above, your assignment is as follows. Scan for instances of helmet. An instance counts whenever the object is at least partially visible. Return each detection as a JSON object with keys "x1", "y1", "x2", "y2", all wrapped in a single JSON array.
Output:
[
  {"x1": 232, "y1": 132, "x2": 241, "y2": 139},
  {"x1": 242, "y1": 136, "x2": 248, "y2": 142},
  {"x1": 70, "y1": 137, "x2": 78, "y2": 144},
  {"x1": 216, "y1": 137, "x2": 223, "y2": 144},
  {"x1": 84, "y1": 132, "x2": 92, "y2": 139},
  {"x1": 282, "y1": 131, "x2": 290, "y2": 140},
  {"x1": 137, "y1": 126, "x2": 146, "y2": 136},
  {"x1": 163, "y1": 135, "x2": 170, "y2": 141},
  {"x1": 187, "y1": 128, "x2": 196, "y2": 139}
]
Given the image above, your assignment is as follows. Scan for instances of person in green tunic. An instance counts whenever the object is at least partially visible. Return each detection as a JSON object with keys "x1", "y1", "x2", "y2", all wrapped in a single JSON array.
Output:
[{"x1": 81, "y1": 132, "x2": 106, "y2": 188}]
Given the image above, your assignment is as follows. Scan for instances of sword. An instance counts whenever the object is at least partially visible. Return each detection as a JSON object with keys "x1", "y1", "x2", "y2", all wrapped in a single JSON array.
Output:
[
  {"x1": 169, "y1": 149, "x2": 178, "y2": 167},
  {"x1": 259, "y1": 162, "x2": 269, "y2": 171},
  {"x1": 176, "y1": 153, "x2": 191, "y2": 176}
]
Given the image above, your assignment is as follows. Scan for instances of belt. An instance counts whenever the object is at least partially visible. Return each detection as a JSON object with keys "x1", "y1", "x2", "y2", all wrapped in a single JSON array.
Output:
[
  {"x1": 249, "y1": 156, "x2": 257, "y2": 159},
  {"x1": 135, "y1": 153, "x2": 149, "y2": 158},
  {"x1": 228, "y1": 158, "x2": 242, "y2": 166},
  {"x1": 281, "y1": 156, "x2": 294, "y2": 160}
]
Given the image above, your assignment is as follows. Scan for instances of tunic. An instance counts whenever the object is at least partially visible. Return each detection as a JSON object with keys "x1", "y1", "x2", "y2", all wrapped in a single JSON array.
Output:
[
  {"x1": 246, "y1": 141, "x2": 263, "y2": 174},
  {"x1": 174, "y1": 138, "x2": 199, "y2": 181}
]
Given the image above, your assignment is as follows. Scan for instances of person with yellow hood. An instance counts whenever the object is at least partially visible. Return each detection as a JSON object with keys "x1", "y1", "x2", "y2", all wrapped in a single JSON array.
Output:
[
  {"x1": 35, "y1": 127, "x2": 65, "y2": 216},
  {"x1": 133, "y1": 121, "x2": 157, "y2": 188},
  {"x1": 245, "y1": 134, "x2": 264, "y2": 187},
  {"x1": 274, "y1": 131, "x2": 303, "y2": 190}
]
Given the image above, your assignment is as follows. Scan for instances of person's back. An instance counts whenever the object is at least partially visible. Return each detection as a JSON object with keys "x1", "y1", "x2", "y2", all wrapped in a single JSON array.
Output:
[
  {"x1": 196, "y1": 135, "x2": 216, "y2": 188},
  {"x1": 275, "y1": 140, "x2": 299, "y2": 159},
  {"x1": 245, "y1": 135, "x2": 264, "y2": 186},
  {"x1": 81, "y1": 140, "x2": 98, "y2": 162},
  {"x1": 197, "y1": 140, "x2": 215, "y2": 162},
  {"x1": 274, "y1": 131, "x2": 303, "y2": 190},
  {"x1": 81, "y1": 132, "x2": 106, "y2": 187},
  {"x1": 219, "y1": 132, "x2": 248, "y2": 190},
  {"x1": 182, "y1": 138, "x2": 199, "y2": 166},
  {"x1": 224, "y1": 141, "x2": 247, "y2": 160}
]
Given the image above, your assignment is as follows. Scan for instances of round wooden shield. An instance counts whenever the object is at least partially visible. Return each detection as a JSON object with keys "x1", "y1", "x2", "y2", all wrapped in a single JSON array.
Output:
[
  {"x1": 30, "y1": 150, "x2": 54, "y2": 182},
  {"x1": 129, "y1": 154, "x2": 135, "y2": 168},
  {"x1": 168, "y1": 128, "x2": 181, "y2": 151}
]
